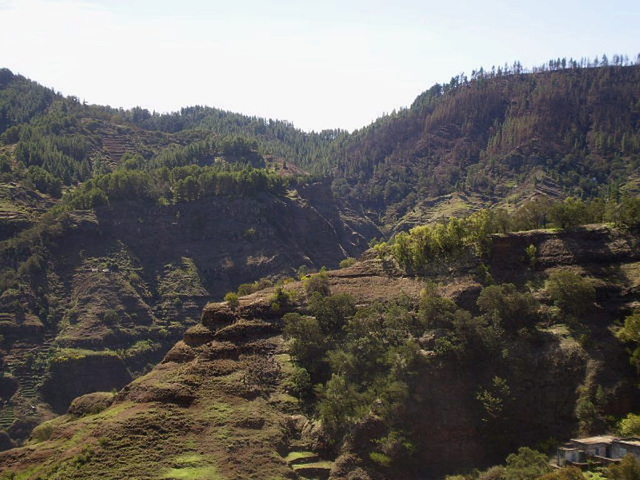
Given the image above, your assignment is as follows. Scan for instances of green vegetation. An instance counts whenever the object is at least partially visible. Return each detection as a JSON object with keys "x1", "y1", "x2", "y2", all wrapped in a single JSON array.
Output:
[
  {"x1": 158, "y1": 257, "x2": 207, "y2": 299},
  {"x1": 303, "y1": 270, "x2": 331, "y2": 297},
  {"x1": 463, "y1": 448, "x2": 640, "y2": 480},
  {"x1": 477, "y1": 283, "x2": 538, "y2": 332},
  {"x1": 161, "y1": 465, "x2": 221, "y2": 479},
  {"x1": 381, "y1": 195, "x2": 640, "y2": 277},
  {"x1": 30, "y1": 421, "x2": 54, "y2": 443},
  {"x1": 619, "y1": 413, "x2": 640, "y2": 436},
  {"x1": 381, "y1": 210, "x2": 495, "y2": 275},
  {"x1": 616, "y1": 311, "x2": 640, "y2": 371},
  {"x1": 283, "y1": 451, "x2": 317, "y2": 463},
  {"x1": 49, "y1": 348, "x2": 120, "y2": 364},
  {"x1": 504, "y1": 447, "x2": 551, "y2": 480},
  {"x1": 161, "y1": 454, "x2": 221, "y2": 480},
  {"x1": 224, "y1": 292, "x2": 239, "y2": 309},
  {"x1": 452, "y1": 447, "x2": 551, "y2": 480},
  {"x1": 608, "y1": 454, "x2": 640, "y2": 480},
  {"x1": 269, "y1": 286, "x2": 293, "y2": 312},
  {"x1": 236, "y1": 277, "x2": 274, "y2": 296},
  {"x1": 545, "y1": 271, "x2": 596, "y2": 318},
  {"x1": 284, "y1": 285, "x2": 532, "y2": 463},
  {"x1": 63, "y1": 164, "x2": 291, "y2": 210},
  {"x1": 280, "y1": 247, "x2": 635, "y2": 474},
  {"x1": 339, "y1": 257, "x2": 357, "y2": 268}
]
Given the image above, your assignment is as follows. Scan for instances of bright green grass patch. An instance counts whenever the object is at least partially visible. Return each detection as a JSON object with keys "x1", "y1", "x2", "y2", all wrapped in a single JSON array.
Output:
[
  {"x1": 91, "y1": 400, "x2": 136, "y2": 420},
  {"x1": 283, "y1": 451, "x2": 317, "y2": 463},
  {"x1": 161, "y1": 452, "x2": 222, "y2": 479},
  {"x1": 50, "y1": 347, "x2": 120, "y2": 364},
  {"x1": 202, "y1": 401, "x2": 234, "y2": 423}
]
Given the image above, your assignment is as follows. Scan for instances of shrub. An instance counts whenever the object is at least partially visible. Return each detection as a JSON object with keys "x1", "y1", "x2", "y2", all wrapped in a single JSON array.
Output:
[
  {"x1": 25, "y1": 165, "x2": 62, "y2": 197},
  {"x1": 478, "y1": 466, "x2": 507, "y2": 480},
  {"x1": 236, "y1": 277, "x2": 273, "y2": 296},
  {"x1": 17, "y1": 252, "x2": 45, "y2": 277},
  {"x1": 283, "y1": 313, "x2": 326, "y2": 376},
  {"x1": 369, "y1": 452, "x2": 392, "y2": 468},
  {"x1": 224, "y1": 292, "x2": 239, "y2": 309},
  {"x1": 339, "y1": 257, "x2": 357, "y2": 269},
  {"x1": 418, "y1": 283, "x2": 457, "y2": 328},
  {"x1": 477, "y1": 283, "x2": 538, "y2": 331},
  {"x1": 308, "y1": 293, "x2": 356, "y2": 334},
  {"x1": 525, "y1": 244, "x2": 538, "y2": 267},
  {"x1": 545, "y1": 270, "x2": 595, "y2": 317},
  {"x1": 303, "y1": 270, "x2": 330, "y2": 297},
  {"x1": 237, "y1": 283, "x2": 255, "y2": 296},
  {"x1": 270, "y1": 287, "x2": 291, "y2": 311},
  {"x1": 616, "y1": 311, "x2": 640, "y2": 371},
  {"x1": 476, "y1": 376, "x2": 511, "y2": 421},
  {"x1": 388, "y1": 210, "x2": 495, "y2": 274},
  {"x1": 612, "y1": 196, "x2": 640, "y2": 229},
  {"x1": 539, "y1": 466, "x2": 585, "y2": 480},
  {"x1": 619, "y1": 413, "x2": 640, "y2": 437},
  {"x1": 504, "y1": 447, "x2": 551, "y2": 480},
  {"x1": 607, "y1": 454, "x2": 640, "y2": 480},
  {"x1": 30, "y1": 422, "x2": 54, "y2": 443},
  {"x1": 549, "y1": 197, "x2": 587, "y2": 230},
  {"x1": 286, "y1": 365, "x2": 312, "y2": 400}
]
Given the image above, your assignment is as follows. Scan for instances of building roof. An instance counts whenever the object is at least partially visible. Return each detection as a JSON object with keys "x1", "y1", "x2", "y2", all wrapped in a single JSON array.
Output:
[
  {"x1": 616, "y1": 438, "x2": 640, "y2": 447},
  {"x1": 571, "y1": 435, "x2": 616, "y2": 445}
]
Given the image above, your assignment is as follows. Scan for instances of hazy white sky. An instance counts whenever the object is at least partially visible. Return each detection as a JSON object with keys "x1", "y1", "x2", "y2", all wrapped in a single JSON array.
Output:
[{"x1": 1, "y1": 0, "x2": 638, "y2": 132}]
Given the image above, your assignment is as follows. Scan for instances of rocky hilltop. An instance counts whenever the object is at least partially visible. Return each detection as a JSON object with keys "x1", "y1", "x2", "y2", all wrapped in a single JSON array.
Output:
[{"x1": 1, "y1": 225, "x2": 638, "y2": 479}]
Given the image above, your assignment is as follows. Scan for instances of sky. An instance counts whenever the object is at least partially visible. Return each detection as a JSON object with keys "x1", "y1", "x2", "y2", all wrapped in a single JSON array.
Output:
[{"x1": 0, "y1": 0, "x2": 638, "y2": 132}]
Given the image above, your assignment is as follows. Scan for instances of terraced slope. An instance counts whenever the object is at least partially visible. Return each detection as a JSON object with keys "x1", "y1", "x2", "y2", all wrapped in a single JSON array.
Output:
[{"x1": 1, "y1": 226, "x2": 638, "y2": 479}]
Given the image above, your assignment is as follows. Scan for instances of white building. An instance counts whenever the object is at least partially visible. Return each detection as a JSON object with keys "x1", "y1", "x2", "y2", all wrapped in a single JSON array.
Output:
[{"x1": 558, "y1": 435, "x2": 640, "y2": 467}]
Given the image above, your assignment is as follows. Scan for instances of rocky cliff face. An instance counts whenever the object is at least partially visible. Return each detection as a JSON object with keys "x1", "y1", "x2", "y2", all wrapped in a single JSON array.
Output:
[
  {"x1": 491, "y1": 226, "x2": 640, "y2": 281},
  {"x1": 41, "y1": 352, "x2": 132, "y2": 414}
]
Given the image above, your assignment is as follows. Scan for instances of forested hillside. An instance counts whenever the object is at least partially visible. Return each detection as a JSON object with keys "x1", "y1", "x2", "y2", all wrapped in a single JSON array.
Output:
[
  {"x1": 329, "y1": 61, "x2": 640, "y2": 230},
  {"x1": 3, "y1": 61, "x2": 640, "y2": 225}
]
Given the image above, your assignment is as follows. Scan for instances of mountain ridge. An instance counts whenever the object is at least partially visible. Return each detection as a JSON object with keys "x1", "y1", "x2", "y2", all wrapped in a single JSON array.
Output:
[{"x1": 0, "y1": 61, "x2": 640, "y2": 478}]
